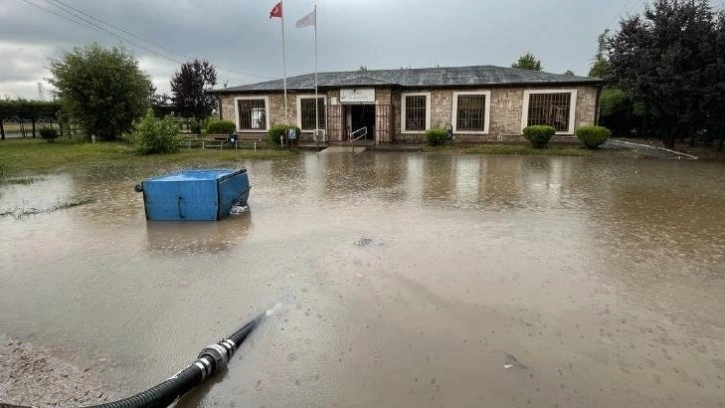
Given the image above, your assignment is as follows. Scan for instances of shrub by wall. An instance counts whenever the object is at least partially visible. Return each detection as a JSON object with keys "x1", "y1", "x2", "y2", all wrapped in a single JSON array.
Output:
[
  {"x1": 268, "y1": 124, "x2": 301, "y2": 144},
  {"x1": 576, "y1": 125, "x2": 612, "y2": 149},
  {"x1": 206, "y1": 120, "x2": 236, "y2": 134},
  {"x1": 522, "y1": 125, "x2": 556, "y2": 149},
  {"x1": 425, "y1": 128, "x2": 449, "y2": 146}
]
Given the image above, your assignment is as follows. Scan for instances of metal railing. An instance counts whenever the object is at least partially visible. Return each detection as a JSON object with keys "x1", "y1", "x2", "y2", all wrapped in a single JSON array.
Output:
[
  {"x1": 350, "y1": 126, "x2": 368, "y2": 154},
  {"x1": 349, "y1": 126, "x2": 367, "y2": 142}
]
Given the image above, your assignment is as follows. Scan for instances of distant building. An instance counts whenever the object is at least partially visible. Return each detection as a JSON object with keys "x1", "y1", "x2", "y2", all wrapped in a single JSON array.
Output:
[{"x1": 211, "y1": 65, "x2": 602, "y2": 144}]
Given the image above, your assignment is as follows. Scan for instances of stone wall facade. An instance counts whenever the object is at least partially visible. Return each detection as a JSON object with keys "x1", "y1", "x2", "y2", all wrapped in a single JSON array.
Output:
[
  {"x1": 219, "y1": 92, "x2": 304, "y2": 140},
  {"x1": 218, "y1": 84, "x2": 599, "y2": 143}
]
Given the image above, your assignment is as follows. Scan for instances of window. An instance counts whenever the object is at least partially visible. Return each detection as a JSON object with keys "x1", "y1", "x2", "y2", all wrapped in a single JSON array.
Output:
[
  {"x1": 236, "y1": 98, "x2": 267, "y2": 130},
  {"x1": 523, "y1": 91, "x2": 576, "y2": 133},
  {"x1": 453, "y1": 91, "x2": 491, "y2": 133},
  {"x1": 298, "y1": 97, "x2": 326, "y2": 130},
  {"x1": 402, "y1": 93, "x2": 430, "y2": 132}
]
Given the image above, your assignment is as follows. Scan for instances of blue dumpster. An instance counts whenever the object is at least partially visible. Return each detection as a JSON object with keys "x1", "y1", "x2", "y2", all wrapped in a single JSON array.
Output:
[{"x1": 138, "y1": 169, "x2": 251, "y2": 221}]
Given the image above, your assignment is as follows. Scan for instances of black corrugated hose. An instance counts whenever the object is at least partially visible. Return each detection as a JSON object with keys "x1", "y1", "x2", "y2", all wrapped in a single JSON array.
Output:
[{"x1": 1, "y1": 313, "x2": 263, "y2": 408}]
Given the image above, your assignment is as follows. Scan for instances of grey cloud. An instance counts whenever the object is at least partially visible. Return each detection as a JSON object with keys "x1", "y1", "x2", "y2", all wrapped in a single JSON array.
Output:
[{"x1": 0, "y1": 0, "x2": 642, "y2": 98}]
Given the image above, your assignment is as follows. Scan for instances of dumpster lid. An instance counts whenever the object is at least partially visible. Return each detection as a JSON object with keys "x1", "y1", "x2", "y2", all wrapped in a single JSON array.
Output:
[{"x1": 145, "y1": 169, "x2": 247, "y2": 183}]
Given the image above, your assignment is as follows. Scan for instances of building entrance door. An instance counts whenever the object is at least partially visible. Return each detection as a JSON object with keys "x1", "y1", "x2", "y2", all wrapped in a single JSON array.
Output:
[{"x1": 346, "y1": 104, "x2": 375, "y2": 142}]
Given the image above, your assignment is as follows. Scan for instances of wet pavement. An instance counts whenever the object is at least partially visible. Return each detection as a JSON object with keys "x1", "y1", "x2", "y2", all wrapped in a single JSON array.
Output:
[{"x1": 1, "y1": 152, "x2": 725, "y2": 407}]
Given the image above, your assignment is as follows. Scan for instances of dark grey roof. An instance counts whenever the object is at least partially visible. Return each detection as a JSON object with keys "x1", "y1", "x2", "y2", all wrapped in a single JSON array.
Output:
[{"x1": 213, "y1": 65, "x2": 601, "y2": 93}]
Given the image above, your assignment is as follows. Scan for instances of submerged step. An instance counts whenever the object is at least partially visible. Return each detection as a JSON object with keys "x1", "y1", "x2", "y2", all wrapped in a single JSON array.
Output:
[{"x1": 319, "y1": 145, "x2": 366, "y2": 154}]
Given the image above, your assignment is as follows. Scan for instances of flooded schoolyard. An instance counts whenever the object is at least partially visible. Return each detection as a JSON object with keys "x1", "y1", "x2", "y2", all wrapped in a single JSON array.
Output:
[{"x1": 1, "y1": 152, "x2": 724, "y2": 407}]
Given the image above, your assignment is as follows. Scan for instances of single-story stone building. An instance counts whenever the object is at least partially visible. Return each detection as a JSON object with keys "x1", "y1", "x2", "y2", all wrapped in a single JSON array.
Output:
[{"x1": 211, "y1": 65, "x2": 602, "y2": 144}]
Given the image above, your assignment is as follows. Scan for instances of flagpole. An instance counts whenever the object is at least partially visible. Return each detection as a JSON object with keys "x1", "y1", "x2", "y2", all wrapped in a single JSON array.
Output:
[
  {"x1": 313, "y1": 4, "x2": 320, "y2": 143},
  {"x1": 281, "y1": 0, "x2": 288, "y2": 132}
]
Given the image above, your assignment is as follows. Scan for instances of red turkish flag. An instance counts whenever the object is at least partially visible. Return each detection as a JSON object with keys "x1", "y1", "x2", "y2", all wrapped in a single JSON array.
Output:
[{"x1": 269, "y1": 2, "x2": 282, "y2": 18}]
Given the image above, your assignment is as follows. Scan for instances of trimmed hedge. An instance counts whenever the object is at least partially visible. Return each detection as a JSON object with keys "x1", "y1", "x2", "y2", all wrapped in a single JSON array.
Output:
[
  {"x1": 268, "y1": 124, "x2": 301, "y2": 144},
  {"x1": 576, "y1": 125, "x2": 611, "y2": 149},
  {"x1": 207, "y1": 120, "x2": 236, "y2": 134},
  {"x1": 425, "y1": 127, "x2": 449, "y2": 146},
  {"x1": 522, "y1": 125, "x2": 556, "y2": 149},
  {"x1": 39, "y1": 128, "x2": 59, "y2": 142}
]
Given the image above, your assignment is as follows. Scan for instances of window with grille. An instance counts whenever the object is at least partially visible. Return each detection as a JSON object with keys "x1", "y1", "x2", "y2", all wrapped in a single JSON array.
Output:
[
  {"x1": 404, "y1": 95, "x2": 427, "y2": 131},
  {"x1": 300, "y1": 98, "x2": 325, "y2": 129},
  {"x1": 456, "y1": 95, "x2": 487, "y2": 131},
  {"x1": 237, "y1": 99, "x2": 267, "y2": 130},
  {"x1": 526, "y1": 93, "x2": 572, "y2": 132}
]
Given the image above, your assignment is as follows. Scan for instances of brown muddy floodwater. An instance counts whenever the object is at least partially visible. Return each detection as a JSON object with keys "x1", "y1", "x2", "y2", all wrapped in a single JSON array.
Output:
[{"x1": 1, "y1": 153, "x2": 725, "y2": 408}]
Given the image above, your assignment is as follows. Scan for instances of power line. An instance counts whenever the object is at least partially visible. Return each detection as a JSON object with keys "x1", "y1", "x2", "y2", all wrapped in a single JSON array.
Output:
[
  {"x1": 44, "y1": 0, "x2": 271, "y2": 80},
  {"x1": 46, "y1": 0, "x2": 191, "y2": 61},
  {"x1": 18, "y1": 0, "x2": 112, "y2": 39},
  {"x1": 20, "y1": 0, "x2": 186, "y2": 65},
  {"x1": 18, "y1": 0, "x2": 271, "y2": 83}
]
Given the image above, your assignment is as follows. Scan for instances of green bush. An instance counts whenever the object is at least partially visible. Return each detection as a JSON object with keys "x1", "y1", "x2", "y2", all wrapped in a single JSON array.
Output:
[
  {"x1": 268, "y1": 124, "x2": 301, "y2": 144},
  {"x1": 425, "y1": 127, "x2": 449, "y2": 146},
  {"x1": 190, "y1": 121, "x2": 202, "y2": 135},
  {"x1": 206, "y1": 119, "x2": 236, "y2": 134},
  {"x1": 522, "y1": 125, "x2": 556, "y2": 149},
  {"x1": 131, "y1": 109, "x2": 180, "y2": 154},
  {"x1": 39, "y1": 128, "x2": 59, "y2": 142},
  {"x1": 576, "y1": 125, "x2": 612, "y2": 149}
]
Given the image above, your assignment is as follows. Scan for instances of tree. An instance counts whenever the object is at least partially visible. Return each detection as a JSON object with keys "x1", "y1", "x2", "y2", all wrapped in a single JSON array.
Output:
[
  {"x1": 563, "y1": 70, "x2": 575, "y2": 76},
  {"x1": 589, "y1": 30, "x2": 613, "y2": 79},
  {"x1": 358, "y1": 65, "x2": 369, "y2": 72},
  {"x1": 170, "y1": 59, "x2": 217, "y2": 128},
  {"x1": 0, "y1": 100, "x2": 62, "y2": 140},
  {"x1": 709, "y1": 10, "x2": 725, "y2": 151},
  {"x1": 49, "y1": 44, "x2": 150, "y2": 141},
  {"x1": 149, "y1": 84, "x2": 175, "y2": 117},
  {"x1": 511, "y1": 52, "x2": 542, "y2": 71},
  {"x1": 608, "y1": 0, "x2": 724, "y2": 148}
]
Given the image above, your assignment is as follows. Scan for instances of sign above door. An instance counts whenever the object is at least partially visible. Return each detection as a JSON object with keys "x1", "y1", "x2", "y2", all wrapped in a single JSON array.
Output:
[{"x1": 340, "y1": 88, "x2": 375, "y2": 103}]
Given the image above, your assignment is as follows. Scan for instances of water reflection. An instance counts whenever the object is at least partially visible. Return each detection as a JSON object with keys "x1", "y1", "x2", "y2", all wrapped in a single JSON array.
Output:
[
  {"x1": 2, "y1": 153, "x2": 725, "y2": 408},
  {"x1": 145, "y1": 213, "x2": 254, "y2": 254}
]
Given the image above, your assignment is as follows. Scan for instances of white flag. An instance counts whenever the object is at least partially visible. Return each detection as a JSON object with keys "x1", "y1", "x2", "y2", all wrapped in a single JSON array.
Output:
[{"x1": 296, "y1": 9, "x2": 316, "y2": 28}]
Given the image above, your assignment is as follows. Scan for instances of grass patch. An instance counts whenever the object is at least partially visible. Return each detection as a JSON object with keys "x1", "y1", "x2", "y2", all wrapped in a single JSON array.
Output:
[
  {"x1": 424, "y1": 143, "x2": 595, "y2": 156},
  {"x1": 0, "y1": 138, "x2": 295, "y2": 176}
]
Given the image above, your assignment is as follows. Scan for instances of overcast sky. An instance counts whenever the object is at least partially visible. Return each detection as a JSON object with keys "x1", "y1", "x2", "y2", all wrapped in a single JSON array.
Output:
[{"x1": 0, "y1": 0, "x2": 649, "y2": 99}]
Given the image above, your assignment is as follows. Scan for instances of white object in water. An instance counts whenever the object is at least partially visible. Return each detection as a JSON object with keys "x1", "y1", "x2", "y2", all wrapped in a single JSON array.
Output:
[{"x1": 229, "y1": 205, "x2": 248, "y2": 215}]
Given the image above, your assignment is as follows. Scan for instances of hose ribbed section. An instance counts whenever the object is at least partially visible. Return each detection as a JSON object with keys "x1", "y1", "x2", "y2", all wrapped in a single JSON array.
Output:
[
  {"x1": 87, "y1": 365, "x2": 202, "y2": 408},
  {"x1": 0, "y1": 313, "x2": 263, "y2": 408}
]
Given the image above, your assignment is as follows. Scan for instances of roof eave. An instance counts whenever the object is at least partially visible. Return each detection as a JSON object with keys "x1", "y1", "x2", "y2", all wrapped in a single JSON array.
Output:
[{"x1": 212, "y1": 79, "x2": 603, "y2": 94}]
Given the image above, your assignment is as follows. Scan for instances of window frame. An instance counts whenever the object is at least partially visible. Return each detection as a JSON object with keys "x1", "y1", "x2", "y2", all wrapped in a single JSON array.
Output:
[
  {"x1": 401, "y1": 92, "x2": 431, "y2": 133},
  {"x1": 521, "y1": 89, "x2": 578, "y2": 135},
  {"x1": 452, "y1": 90, "x2": 492, "y2": 134},
  {"x1": 234, "y1": 96, "x2": 270, "y2": 132},
  {"x1": 296, "y1": 95, "x2": 327, "y2": 131}
]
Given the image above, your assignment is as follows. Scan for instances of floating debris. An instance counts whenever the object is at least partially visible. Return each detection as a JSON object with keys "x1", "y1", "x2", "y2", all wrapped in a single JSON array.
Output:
[
  {"x1": 0, "y1": 197, "x2": 94, "y2": 220},
  {"x1": 355, "y1": 237, "x2": 374, "y2": 247},
  {"x1": 0, "y1": 176, "x2": 45, "y2": 186},
  {"x1": 503, "y1": 353, "x2": 528, "y2": 369}
]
